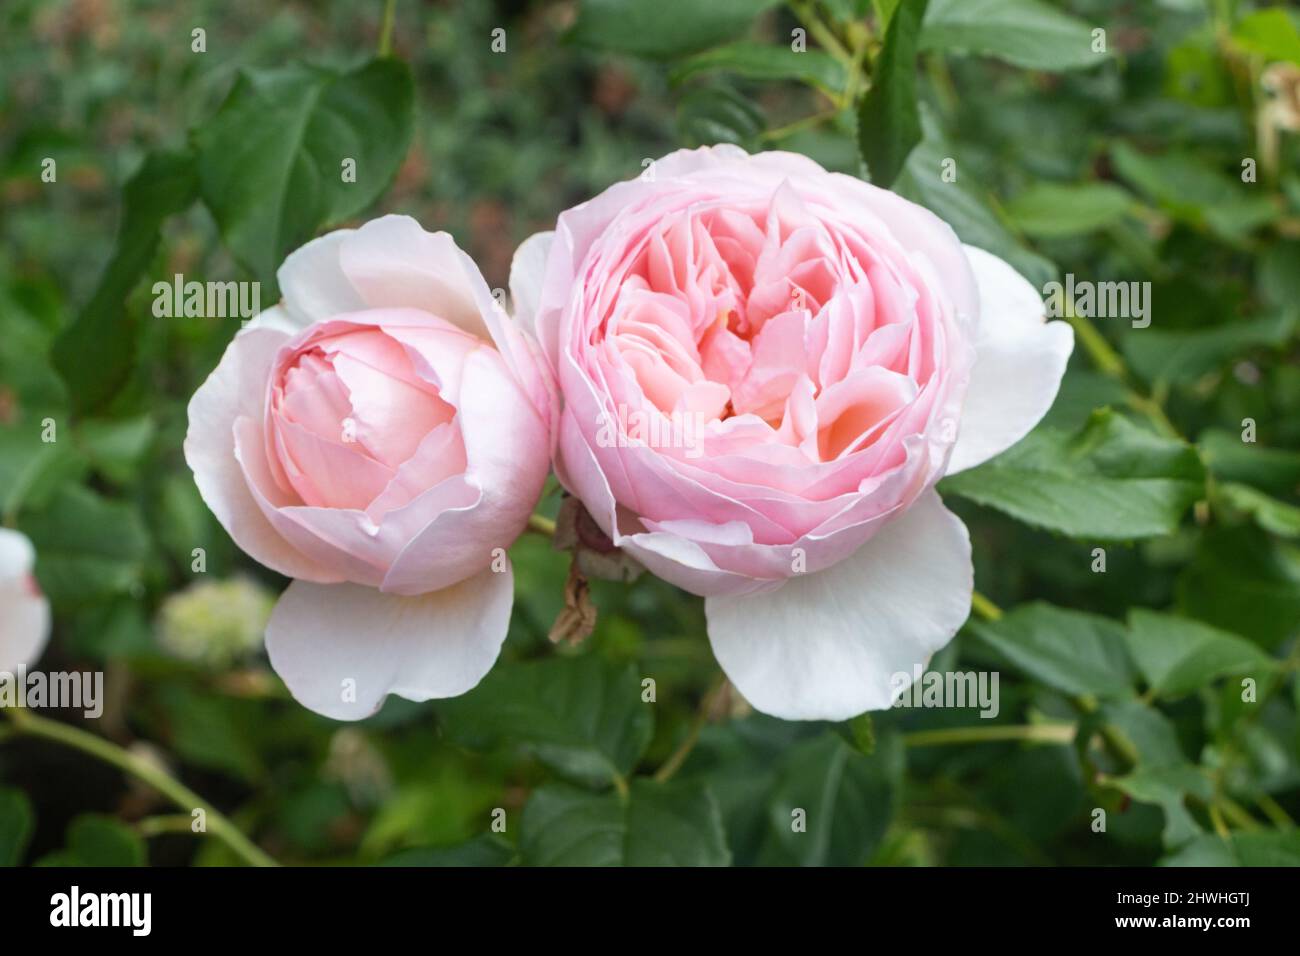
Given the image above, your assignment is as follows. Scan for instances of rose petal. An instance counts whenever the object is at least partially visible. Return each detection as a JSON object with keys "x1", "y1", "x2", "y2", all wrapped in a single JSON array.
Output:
[
  {"x1": 337, "y1": 215, "x2": 488, "y2": 338},
  {"x1": 945, "y1": 245, "x2": 1074, "y2": 475},
  {"x1": 278, "y1": 229, "x2": 366, "y2": 328},
  {"x1": 704, "y1": 491, "x2": 972, "y2": 720},
  {"x1": 265, "y1": 565, "x2": 513, "y2": 720},
  {"x1": 509, "y1": 231, "x2": 554, "y2": 337},
  {"x1": 185, "y1": 327, "x2": 344, "y2": 582},
  {"x1": 381, "y1": 347, "x2": 550, "y2": 594}
]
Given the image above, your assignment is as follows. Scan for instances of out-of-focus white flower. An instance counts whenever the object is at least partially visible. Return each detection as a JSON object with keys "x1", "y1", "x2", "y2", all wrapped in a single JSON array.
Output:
[
  {"x1": 157, "y1": 576, "x2": 273, "y2": 668},
  {"x1": 0, "y1": 528, "x2": 50, "y2": 671}
]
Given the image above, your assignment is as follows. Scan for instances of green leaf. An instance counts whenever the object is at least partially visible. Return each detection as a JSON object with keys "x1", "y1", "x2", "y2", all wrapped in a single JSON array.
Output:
[
  {"x1": 894, "y1": 110, "x2": 1056, "y2": 288},
  {"x1": 822, "y1": 0, "x2": 874, "y2": 22},
  {"x1": 155, "y1": 685, "x2": 265, "y2": 782},
  {"x1": 940, "y1": 409, "x2": 1207, "y2": 540},
  {"x1": 37, "y1": 815, "x2": 146, "y2": 867},
  {"x1": 676, "y1": 85, "x2": 765, "y2": 148},
  {"x1": 0, "y1": 426, "x2": 86, "y2": 522},
  {"x1": 1109, "y1": 764, "x2": 1211, "y2": 849},
  {"x1": 0, "y1": 788, "x2": 34, "y2": 866},
  {"x1": 1097, "y1": 697, "x2": 1185, "y2": 769},
  {"x1": 192, "y1": 58, "x2": 415, "y2": 284},
  {"x1": 1004, "y1": 182, "x2": 1135, "y2": 238},
  {"x1": 671, "y1": 42, "x2": 846, "y2": 93},
  {"x1": 436, "y1": 656, "x2": 654, "y2": 789},
  {"x1": 1122, "y1": 312, "x2": 1296, "y2": 387},
  {"x1": 1198, "y1": 428, "x2": 1300, "y2": 497},
  {"x1": 17, "y1": 484, "x2": 151, "y2": 608},
  {"x1": 50, "y1": 150, "x2": 197, "y2": 415},
  {"x1": 65, "y1": 598, "x2": 154, "y2": 660},
  {"x1": 921, "y1": 0, "x2": 1108, "y2": 71},
  {"x1": 857, "y1": 0, "x2": 929, "y2": 188},
  {"x1": 1232, "y1": 9, "x2": 1300, "y2": 65},
  {"x1": 77, "y1": 415, "x2": 157, "y2": 485},
  {"x1": 969, "y1": 603, "x2": 1136, "y2": 697},
  {"x1": 844, "y1": 712, "x2": 876, "y2": 755},
  {"x1": 1126, "y1": 610, "x2": 1275, "y2": 699},
  {"x1": 1111, "y1": 142, "x2": 1278, "y2": 241},
  {"x1": 1217, "y1": 482, "x2": 1300, "y2": 538},
  {"x1": 569, "y1": 0, "x2": 782, "y2": 59},
  {"x1": 872, "y1": 0, "x2": 901, "y2": 31},
  {"x1": 755, "y1": 731, "x2": 903, "y2": 865},
  {"x1": 1161, "y1": 831, "x2": 1300, "y2": 867},
  {"x1": 0, "y1": 283, "x2": 67, "y2": 413},
  {"x1": 378, "y1": 835, "x2": 516, "y2": 867},
  {"x1": 519, "y1": 780, "x2": 730, "y2": 866},
  {"x1": 1177, "y1": 526, "x2": 1300, "y2": 651}
]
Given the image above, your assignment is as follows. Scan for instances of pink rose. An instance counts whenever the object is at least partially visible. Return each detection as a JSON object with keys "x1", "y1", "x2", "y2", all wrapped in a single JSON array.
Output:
[
  {"x1": 0, "y1": 528, "x2": 49, "y2": 672},
  {"x1": 187, "y1": 216, "x2": 552, "y2": 719},
  {"x1": 513, "y1": 146, "x2": 1073, "y2": 720}
]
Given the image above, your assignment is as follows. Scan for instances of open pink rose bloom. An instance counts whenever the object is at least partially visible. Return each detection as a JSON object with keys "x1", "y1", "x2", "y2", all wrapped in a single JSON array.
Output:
[
  {"x1": 186, "y1": 216, "x2": 552, "y2": 719},
  {"x1": 512, "y1": 146, "x2": 1074, "y2": 720}
]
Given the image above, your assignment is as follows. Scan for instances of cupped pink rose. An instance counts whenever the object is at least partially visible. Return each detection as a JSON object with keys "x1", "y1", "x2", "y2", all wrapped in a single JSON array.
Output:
[
  {"x1": 512, "y1": 145, "x2": 1073, "y2": 720},
  {"x1": 0, "y1": 528, "x2": 50, "y2": 672},
  {"x1": 186, "y1": 215, "x2": 553, "y2": 719}
]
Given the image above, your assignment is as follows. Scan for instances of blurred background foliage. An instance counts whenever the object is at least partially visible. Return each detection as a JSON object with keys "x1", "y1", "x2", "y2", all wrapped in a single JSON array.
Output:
[{"x1": 1, "y1": 0, "x2": 1299, "y2": 866}]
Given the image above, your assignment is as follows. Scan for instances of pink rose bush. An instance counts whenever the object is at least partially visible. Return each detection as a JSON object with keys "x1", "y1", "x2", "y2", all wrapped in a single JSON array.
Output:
[
  {"x1": 186, "y1": 216, "x2": 552, "y2": 719},
  {"x1": 511, "y1": 145, "x2": 1074, "y2": 720},
  {"x1": 0, "y1": 528, "x2": 50, "y2": 672}
]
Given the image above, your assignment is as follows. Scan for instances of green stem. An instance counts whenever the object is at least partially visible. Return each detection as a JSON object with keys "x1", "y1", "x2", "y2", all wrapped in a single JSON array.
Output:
[
  {"x1": 1209, "y1": 802, "x2": 1231, "y2": 839},
  {"x1": 1218, "y1": 796, "x2": 1261, "y2": 831},
  {"x1": 611, "y1": 772, "x2": 630, "y2": 801},
  {"x1": 1066, "y1": 313, "x2": 1127, "y2": 380},
  {"x1": 788, "y1": 0, "x2": 853, "y2": 67},
  {"x1": 377, "y1": 0, "x2": 397, "y2": 58},
  {"x1": 654, "y1": 675, "x2": 728, "y2": 783},
  {"x1": 970, "y1": 590, "x2": 1003, "y2": 623},
  {"x1": 527, "y1": 513, "x2": 556, "y2": 537},
  {"x1": 5, "y1": 708, "x2": 277, "y2": 867},
  {"x1": 136, "y1": 814, "x2": 200, "y2": 838},
  {"x1": 903, "y1": 722, "x2": 1076, "y2": 747},
  {"x1": 1255, "y1": 793, "x2": 1295, "y2": 829},
  {"x1": 760, "y1": 109, "x2": 841, "y2": 143}
]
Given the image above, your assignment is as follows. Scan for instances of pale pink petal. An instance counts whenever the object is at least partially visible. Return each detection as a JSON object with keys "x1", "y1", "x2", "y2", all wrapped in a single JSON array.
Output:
[
  {"x1": 277, "y1": 229, "x2": 366, "y2": 328},
  {"x1": 509, "y1": 231, "x2": 554, "y2": 337},
  {"x1": 337, "y1": 215, "x2": 488, "y2": 338},
  {"x1": 381, "y1": 348, "x2": 550, "y2": 595},
  {"x1": 704, "y1": 492, "x2": 972, "y2": 720},
  {"x1": 185, "y1": 327, "x2": 343, "y2": 582},
  {"x1": 265, "y1": 566, "x2": 513, "y2": 720}
]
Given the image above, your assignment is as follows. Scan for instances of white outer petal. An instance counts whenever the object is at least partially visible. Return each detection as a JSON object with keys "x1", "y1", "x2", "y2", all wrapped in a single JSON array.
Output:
[
  {"x1": 508, "y1": 231, "x2": 554, "y2": 338},
  {"x1": 946, "y1": 245, "x2": 1074, "y2": 475},
  {"x1": 704, "y1": 492, "x2": 972, "y2": 721},
  {"x1": 240, "y1": 303, "x2": 299, "y2": 335},
  {"x1": 0, "y1": 528, "x2": 50, "y2": 671},
  {"x1": 265, "y1": 565, "x2": 514, "y2": 720},
  {"x1": 276, "y1": 229, "x2": 365, "y2": 329}
]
